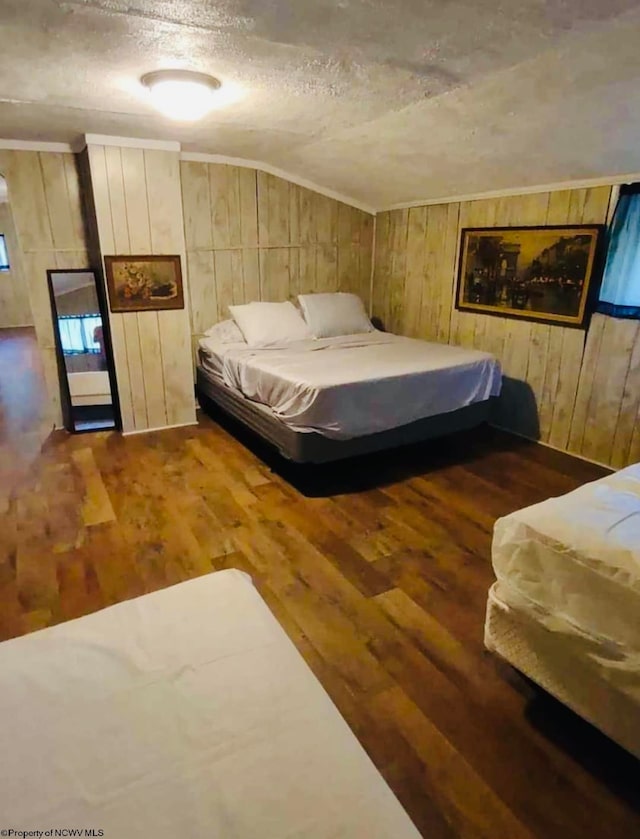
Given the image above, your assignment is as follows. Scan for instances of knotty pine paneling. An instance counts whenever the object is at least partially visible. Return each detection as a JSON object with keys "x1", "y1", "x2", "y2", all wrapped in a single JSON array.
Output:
[
  {"x1": 372, "y1": 185, "x2": 640, "y2": 468},
  {"x1": 180, "y1": 162, "x2": 374, "y2": 355},
  {"x1": 86, "y1": 144, "x2": 196, "y2": 434},
  {"x1": 0, "y1": 150, "x2": 90, "y2": 430}
]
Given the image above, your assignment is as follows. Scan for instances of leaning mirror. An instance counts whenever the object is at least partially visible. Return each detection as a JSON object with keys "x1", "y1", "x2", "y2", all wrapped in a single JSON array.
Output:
[{"x1": 47, "y1": 269, "x2": 117, "y2": 433}]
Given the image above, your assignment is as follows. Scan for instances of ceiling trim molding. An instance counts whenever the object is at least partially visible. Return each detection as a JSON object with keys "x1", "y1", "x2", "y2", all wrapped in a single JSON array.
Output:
[
  {"x1": 180, "y1": 151, "x2": 376, "y2": 215},
  {"x1": 83, "y1": 134, "x2": 181, "y2": 152},
  {"x1": 0, "y1": 139, "x2": 74, "y2": 153},
  {"x1": 384, "y1": 172, "x2": 640, "y2": 211}
]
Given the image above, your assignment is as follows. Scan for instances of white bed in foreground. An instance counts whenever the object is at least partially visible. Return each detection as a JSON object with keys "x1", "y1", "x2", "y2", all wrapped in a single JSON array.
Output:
[
  {"x1": 199, "y1": 331, "x2": 501, "y2": 439},
  {"x1": 0, "y1": 570, "x2": 420, "y2": 838},
  {"x1": 485, "y1": 464, "x2": 640, "y2": 757}
]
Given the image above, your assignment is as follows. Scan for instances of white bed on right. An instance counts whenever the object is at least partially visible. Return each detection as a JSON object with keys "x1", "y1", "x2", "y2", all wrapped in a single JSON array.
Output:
[{"x1": 485, "y1": 463, "x2": 640, "y2": 758}]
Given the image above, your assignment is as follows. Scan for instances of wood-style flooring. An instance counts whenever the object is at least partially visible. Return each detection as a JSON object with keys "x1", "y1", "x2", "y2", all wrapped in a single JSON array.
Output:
[{"x1": 1, "y1": 413, "x2": 638, "y2": 839}]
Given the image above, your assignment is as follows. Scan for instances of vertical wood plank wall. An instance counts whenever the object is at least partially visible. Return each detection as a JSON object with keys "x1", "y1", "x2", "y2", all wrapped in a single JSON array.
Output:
[
  {"x1": 86, "y1": 144, "x2": 197, "y2": 434},
  {"x1": 55, "y1": 283, "x2": 100, "y2": 317},
  {"x1": 373, "y1": 187, "x2": 640, "y2": 469},
  {"x1": 180, "y1": 163, "x2": 374, "y2": 354},
  {"x1": 3, "y1": 146, "x2": 634, "y2": 466},
  {"x1": 0, "y1": 150, "x2": 89, "y2": 428},
  {"x1": 0, "y1": 201, "x2": 33, "y2": 328}
]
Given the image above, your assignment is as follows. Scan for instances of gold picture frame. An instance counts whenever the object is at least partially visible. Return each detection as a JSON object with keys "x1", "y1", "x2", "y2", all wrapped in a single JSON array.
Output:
[
  {"x1": 455, "y1": 225, "x2": 604, "y2": 328},
  {"x1": 104, "y1": 255, "x2": 184, "y2": 313}
]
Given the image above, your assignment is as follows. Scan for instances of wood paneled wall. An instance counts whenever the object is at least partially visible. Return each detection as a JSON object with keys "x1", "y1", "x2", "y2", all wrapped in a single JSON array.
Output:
[
  {"x1": 86, "y1": 144, "x2": 196, "y2": 434},
  {"x1": 55, "y1": 283, "x2": 99, "y2": 316},
  {"x1": 0, "y1": 202, "x2": 33, "y2": 328},
  {"x1": 0, "y1": 150, "x2": 89, "y2": 428},
  {"x1": 570, "y1": 314, "x2": 640, "y2": 468},
  {"x1": 180, "y1": 162, "x2": 374, "y2": 351},
  {"x1": 4, "y1": 145, "x2": 633, "y2": 466},
  {"x1": 373, "y1": 186, "x2": 640, "y2": 468}
]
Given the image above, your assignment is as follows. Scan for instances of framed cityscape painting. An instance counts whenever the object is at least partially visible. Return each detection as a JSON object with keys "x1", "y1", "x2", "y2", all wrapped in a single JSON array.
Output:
[
  {"x1": 455, "y1": 225, "x2": 605, "y2": 327},
  {"x1": 104, "y1": 255, "x2": 184, "y2": 313}
]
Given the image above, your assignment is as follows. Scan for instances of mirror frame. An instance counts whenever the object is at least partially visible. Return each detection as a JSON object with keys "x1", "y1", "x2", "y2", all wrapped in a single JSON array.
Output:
[{"x1": 46, "y1": 267, "x2": 122, "y2": 434}]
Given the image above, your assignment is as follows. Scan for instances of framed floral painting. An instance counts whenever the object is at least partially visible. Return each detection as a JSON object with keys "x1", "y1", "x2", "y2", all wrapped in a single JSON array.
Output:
[{"x1": 104, "y1": 255, "x2": 184, "y2": 313}]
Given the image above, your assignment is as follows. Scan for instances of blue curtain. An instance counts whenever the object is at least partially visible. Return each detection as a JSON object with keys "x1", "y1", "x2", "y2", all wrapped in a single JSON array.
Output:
[
  {"x1": 597, "y1": 191, "x2": 640, "y2": 319},
  {"x1": 58, "y1": 314, "x2": 102, "y2": 354},
  {"x1": 0, "y1": 234, "x2": 9, "y2": 271}
]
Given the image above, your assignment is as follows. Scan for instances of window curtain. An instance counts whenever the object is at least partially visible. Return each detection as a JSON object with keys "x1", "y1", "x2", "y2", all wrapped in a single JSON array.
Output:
[
  {"x1": 597, "y1": 189, "x2": 640, "y2": 319},
  {"x1": 0, "y1": 234, "x2": 9, "y2": 271},
  {"x1": 58, "y1": 314, "x2": 102, "y2": 354}
]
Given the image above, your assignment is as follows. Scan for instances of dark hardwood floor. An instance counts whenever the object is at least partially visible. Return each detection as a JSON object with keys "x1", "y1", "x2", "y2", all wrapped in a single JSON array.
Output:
[
  {"x1": 1, "y1": 413, "x2": 638, "y2": 838},
  {"x1": 0, "y1": 326, "x2": 49, "y2": 510}
]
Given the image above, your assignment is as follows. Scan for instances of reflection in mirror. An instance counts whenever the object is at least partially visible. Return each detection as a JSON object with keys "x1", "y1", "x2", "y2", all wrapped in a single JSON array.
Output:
[{"x1": 48, "y1": 270, "x2": 116, "y2": 432}]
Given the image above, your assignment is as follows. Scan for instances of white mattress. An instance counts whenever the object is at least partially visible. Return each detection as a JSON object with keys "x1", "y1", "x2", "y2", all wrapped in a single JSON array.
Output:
[
  {"x1": 488, "y1": 465, "x2": 640, "y2": 754},
  {"x1": 492, "y1": 463, "x2": 640, "y2": 653},
  {"x1": 485, "y1": 584, "x2": 640, "y2": 758},
  {"x1": 0, "y1": 569, "x2": 420, "y2": 839},
  {"x1": 198, "y1": 331, "x2": 501, "y2": 439}
]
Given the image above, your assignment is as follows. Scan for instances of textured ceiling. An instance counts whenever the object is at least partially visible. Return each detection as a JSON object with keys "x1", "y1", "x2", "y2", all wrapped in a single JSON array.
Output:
[{"x1": 2, "y1": 1, "x2": 640, "y2": 209}]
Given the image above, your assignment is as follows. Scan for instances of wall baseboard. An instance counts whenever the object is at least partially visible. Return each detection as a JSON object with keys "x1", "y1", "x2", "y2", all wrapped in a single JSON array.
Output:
[
  {"x1": 122, "y1": 420, "x2": 198, "y2": 437},
  {"x1": 489, "y1": 422, "x2": 614, "y2": 472}
]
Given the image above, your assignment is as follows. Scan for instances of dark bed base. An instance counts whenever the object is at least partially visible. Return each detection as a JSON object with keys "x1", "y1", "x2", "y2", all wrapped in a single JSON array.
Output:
[{"x1": 196, "y1": 366, "x2": 493, "y2": 464}]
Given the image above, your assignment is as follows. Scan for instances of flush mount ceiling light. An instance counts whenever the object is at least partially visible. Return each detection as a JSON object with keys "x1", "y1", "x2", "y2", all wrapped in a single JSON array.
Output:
[{"x1": 141, "y1": 70, "x2": 222, "y2": 121}]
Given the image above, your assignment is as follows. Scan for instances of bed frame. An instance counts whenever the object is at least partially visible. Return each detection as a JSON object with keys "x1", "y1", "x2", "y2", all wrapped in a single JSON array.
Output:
[
  {"x1": 196, "y1": 365, "x2": 493, "y2": 464},
  {"x1": 485, "y1": 585, "x2": 640, "y2": 758}
]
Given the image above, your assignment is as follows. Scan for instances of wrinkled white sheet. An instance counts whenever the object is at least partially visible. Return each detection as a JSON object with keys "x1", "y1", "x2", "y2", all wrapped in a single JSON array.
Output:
[
  {"x1": 0, "y1": 570, "x2": 420, "y2": 839},
  {"x1": 199, "y1": 331, "x2": 501, "y2": 438},
  {"x1": 492, "y1": 463, "x2": 640, "y2": 653}
]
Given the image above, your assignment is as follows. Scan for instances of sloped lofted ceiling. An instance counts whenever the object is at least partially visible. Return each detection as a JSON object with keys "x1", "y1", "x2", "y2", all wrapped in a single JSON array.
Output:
[{"x1": 2, "y1": 0, "x2": 640, "y2": 210}]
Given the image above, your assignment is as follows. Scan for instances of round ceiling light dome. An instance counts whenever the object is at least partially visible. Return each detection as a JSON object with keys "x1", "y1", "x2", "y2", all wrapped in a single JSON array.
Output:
[{"x1": 141, "y1": 70, "x2": 222, "y2": 121}]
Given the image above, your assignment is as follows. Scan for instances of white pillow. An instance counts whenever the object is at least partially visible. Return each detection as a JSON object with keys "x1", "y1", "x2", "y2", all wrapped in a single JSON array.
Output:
[
  {"x1": 229, "y1": 301, "x2": 313, "y2": 347},
  {"x1": 203, "y1": 319, "x2": 245, "y2": 343},
  {"x1": 298, "y1": 292, "x2": 373, "y2": 338}
]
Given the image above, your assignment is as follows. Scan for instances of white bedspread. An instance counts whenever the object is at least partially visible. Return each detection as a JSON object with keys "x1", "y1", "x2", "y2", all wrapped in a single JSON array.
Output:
[
  {"x1": 199, "y1": 331, "x2": 501, "y2": 438},
  {"x1": 489, "y1": 465, "x2": 640, "y2": 749},
  {"x1": 492, "y1": 463, "x2": 640, "y2": 653},
  {"x1": 0, "y1": 570, "x2": 420, "y2": 839}
]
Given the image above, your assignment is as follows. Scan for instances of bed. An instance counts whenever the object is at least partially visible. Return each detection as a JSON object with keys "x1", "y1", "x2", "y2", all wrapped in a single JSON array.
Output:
[
  {"x1": 68, "y1": 370, "x2": 112, "y2": 407},
  {"x1": 197, "y1": 330, "x2": 501, "y2": 463},
  {"x1": 0, "y1": 569, "x2": 421, "y2": 838},
  {"x1": 484, "y1": 463, "x2": 640, "y2": 758}
]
